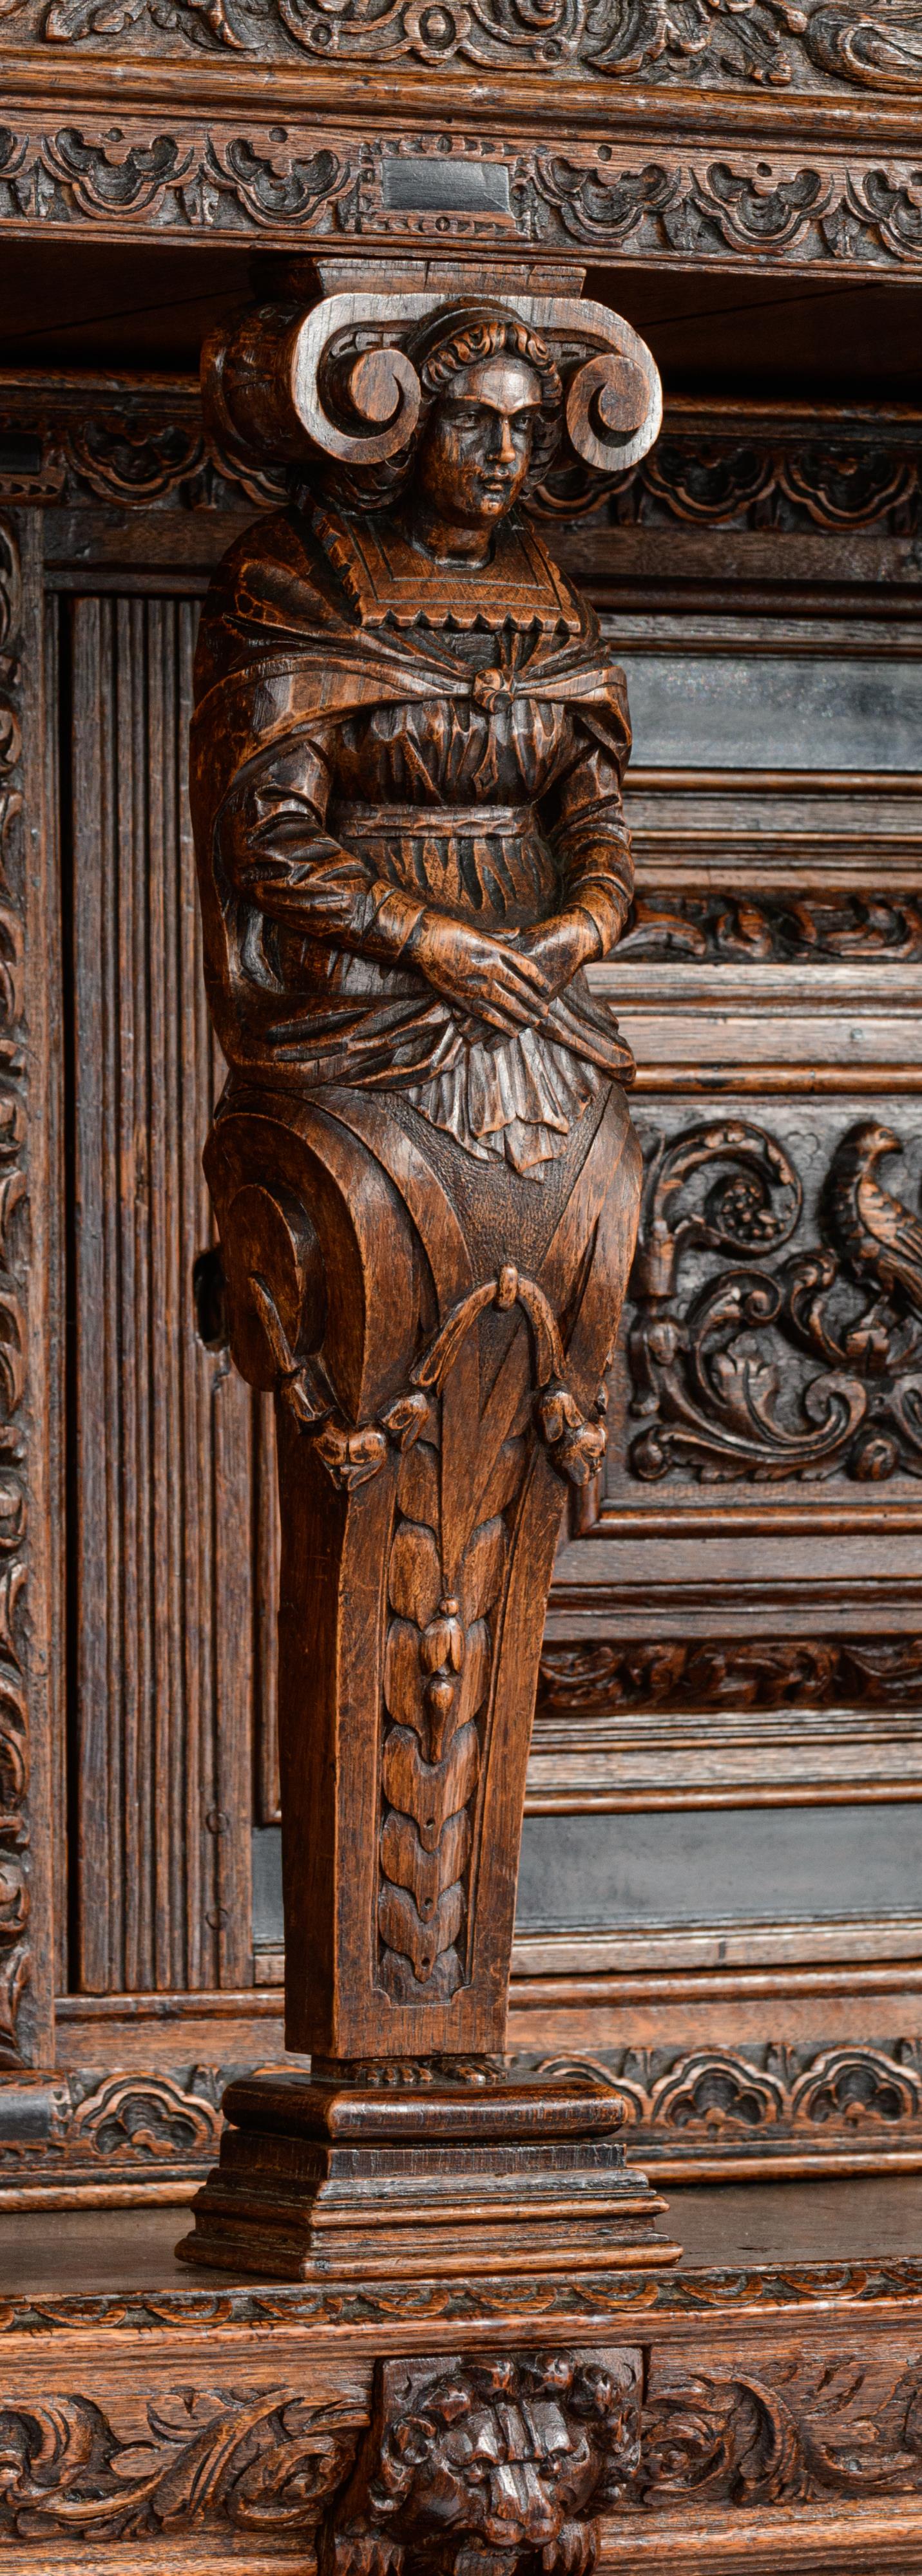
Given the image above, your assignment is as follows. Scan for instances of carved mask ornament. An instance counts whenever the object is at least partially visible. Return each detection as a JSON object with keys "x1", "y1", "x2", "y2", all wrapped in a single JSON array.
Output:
[{"x1": 191, "y1": 285, "x2": 662, "y2": 2062}]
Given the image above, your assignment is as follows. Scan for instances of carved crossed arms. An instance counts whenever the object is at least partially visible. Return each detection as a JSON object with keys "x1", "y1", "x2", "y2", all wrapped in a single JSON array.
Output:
[{"x1": 220, "y1": 719, "x2": 635, "y2": 1043}]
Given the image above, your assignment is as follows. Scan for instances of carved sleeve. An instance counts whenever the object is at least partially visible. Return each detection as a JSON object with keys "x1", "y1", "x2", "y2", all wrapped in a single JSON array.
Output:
[
  {"x1": 218, "y1": 733, "x2": 427, "y2": 965},
  {"x1": 545, "y1": 738, "x2": 635, "y2": 956}
]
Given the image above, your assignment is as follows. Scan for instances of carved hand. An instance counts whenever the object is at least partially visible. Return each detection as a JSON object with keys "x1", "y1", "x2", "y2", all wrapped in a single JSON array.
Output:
[
  {"x1": 408, "y1": 911, "x2": 552, "y2": 1037},
  {"x1": 515, "y1": 910, "x2": 600, "y2": 1000}
]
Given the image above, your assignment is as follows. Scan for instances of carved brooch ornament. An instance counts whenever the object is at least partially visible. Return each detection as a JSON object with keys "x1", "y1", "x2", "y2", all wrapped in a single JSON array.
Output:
[{"x1": 626, "y1": 1116, "x2": 922, "y2": 1484}]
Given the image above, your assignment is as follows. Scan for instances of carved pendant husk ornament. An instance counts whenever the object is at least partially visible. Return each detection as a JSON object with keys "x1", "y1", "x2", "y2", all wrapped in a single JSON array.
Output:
[{"x1": 179, "y1": 280, "x2": 675, "y2": 2278}]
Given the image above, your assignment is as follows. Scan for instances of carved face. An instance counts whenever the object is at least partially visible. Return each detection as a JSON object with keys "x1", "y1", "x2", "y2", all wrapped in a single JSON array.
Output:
[{"x1": 416, "y1": 355, "x2": 543, "y2": 535}]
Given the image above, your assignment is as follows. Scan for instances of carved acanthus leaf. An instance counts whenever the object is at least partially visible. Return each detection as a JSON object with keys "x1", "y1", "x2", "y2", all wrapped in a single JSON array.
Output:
[{"x1": 0, "y1": 2389, "x2": 358, "y2": 2541}]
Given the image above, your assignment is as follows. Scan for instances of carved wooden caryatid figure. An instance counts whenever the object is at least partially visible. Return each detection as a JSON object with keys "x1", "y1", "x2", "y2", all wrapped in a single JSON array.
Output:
[{"x1": 180, "y1": 276, "x2": 677, "y2": 2280}]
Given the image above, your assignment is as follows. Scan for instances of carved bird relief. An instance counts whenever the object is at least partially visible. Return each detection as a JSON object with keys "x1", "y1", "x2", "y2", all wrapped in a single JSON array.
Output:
[{"x1": 826, "y1": 1121, "x2": 922, "y2": 1316}]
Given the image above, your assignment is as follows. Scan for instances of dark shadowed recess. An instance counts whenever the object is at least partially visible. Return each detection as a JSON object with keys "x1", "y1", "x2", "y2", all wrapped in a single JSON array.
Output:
[{"x1": 3, "y1": 238, "x2": 922, "y2": 398}]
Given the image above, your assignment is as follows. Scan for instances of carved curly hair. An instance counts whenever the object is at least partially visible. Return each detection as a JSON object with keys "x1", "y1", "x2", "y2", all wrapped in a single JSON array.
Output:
[
  {"x1": 412, "y1": 308, "x2": 564, "y2": 491},
  {"x1": 299, "y1": 304, "x2": 564, "y2": 515}
]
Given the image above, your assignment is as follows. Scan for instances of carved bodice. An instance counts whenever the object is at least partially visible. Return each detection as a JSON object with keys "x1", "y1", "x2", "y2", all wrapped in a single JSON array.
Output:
[{"x1": 192, "y1": 500, "x2": 637, "y2": 1173}]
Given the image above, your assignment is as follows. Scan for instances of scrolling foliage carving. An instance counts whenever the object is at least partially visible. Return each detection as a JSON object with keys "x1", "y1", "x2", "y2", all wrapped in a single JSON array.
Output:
[
  {"x1": 619, "y1": 893, "x2": 922, "y2": 966},
  {"x1": 537, "y1": 1634, "x2": 922, "y2": 1715},
  {"x1": 627, "y1": 1117, "x2": 922, "y2": 1484},
  {"x1": 0, "y1": 2387, "x2": 358, "y2": 2542},
  {"x1": 635, "y1": 2356, "x2": 922, "y2": 2506},
  {"x1": 5, "y1": 0, "x2": 922, "y2": 94},
  {"x1": 0, "y1": 522, "x2": 28, "y2": 2070}
]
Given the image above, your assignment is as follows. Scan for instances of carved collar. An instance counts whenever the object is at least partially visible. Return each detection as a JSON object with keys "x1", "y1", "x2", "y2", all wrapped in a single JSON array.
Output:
[{"x1": 312, "y1": 501, "x2": 581, "y2": 639}]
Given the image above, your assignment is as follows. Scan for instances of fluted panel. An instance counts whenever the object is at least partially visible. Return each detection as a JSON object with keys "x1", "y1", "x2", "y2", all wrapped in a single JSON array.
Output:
[{"x1": 69, "y1": 594, "x2": 253, "y2": 1993}]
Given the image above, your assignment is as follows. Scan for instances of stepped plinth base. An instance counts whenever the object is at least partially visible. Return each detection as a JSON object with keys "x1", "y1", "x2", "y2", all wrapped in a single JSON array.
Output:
[{"x1": 176, "y1": 2065, "x2": 680, "y2": 2284}]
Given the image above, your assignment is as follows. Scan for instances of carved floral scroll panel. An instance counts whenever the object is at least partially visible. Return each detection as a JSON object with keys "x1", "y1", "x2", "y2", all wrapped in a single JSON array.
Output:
[
  {"x1": 3, "y1": 2334, "x2": 922, "y2": 2552},
  {"x1": 603, "y1": 1105, "x2": 922, "y2": 1497}
]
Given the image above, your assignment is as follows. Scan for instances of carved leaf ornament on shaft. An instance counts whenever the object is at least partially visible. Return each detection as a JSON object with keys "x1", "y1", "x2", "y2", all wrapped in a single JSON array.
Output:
[{"x1": 627, "y1": 1117, "x2": 922, "y2": 1484}]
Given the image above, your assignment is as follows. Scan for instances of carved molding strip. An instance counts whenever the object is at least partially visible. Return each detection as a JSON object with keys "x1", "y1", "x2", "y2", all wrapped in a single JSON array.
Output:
[
  {"x1": 1, "y1": 378, "x2": 919, "y2": 531},
  {"x1": 0, "y1": 127, "x2": 921, "y2": 265},
  {"x1": 537, "y1": 1636, "x2": 922, "y2": 1714},
  {"x1": 5, "y1": 2249, "x2": 922, "y2": 2333},
  {"x1": 5, "y1": 2042, "x2": 922, "y2": 2197},
  {"x1": 0, "y1": 519, "x2": 30, "y2": 2074},
  {"x1": 536, "y1": 2041, "x2": 922, "y2": 2158},
  {"x1": 2, "y1": 0, "x2": 922, "y2": 96},
  {"x1": 624, "y1": 1116, "x2": 922, "y2": 1488}
]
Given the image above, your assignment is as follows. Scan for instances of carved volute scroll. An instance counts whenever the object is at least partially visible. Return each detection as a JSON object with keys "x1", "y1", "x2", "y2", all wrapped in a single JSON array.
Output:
[{"x1": 189, "y1": 276, "x2": 662, "y2": 2070}]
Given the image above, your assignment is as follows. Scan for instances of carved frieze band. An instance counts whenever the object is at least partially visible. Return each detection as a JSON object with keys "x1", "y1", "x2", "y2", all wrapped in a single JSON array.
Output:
[
  {"x1": 2, "y1": 0, "x2": 922, "y2": 94},
  {"x1": 1, "y1": 383, "x2": 918, "y2": 529},
  {"x1": 0, "y1": 128, "x2": 921, "y2": 265},
  {"x1": 537, "y1": 1635, "x2": 922, "y2": 1714},
  {"x1": 0, "y1": 520, "x2": 30, "y2": 2073},
  {"x1": 4, "y1": 2041, "x2": 922, "y2": 2197},
  {"x1": 2, "y1": 2340, "x2": 922, "y2": 2548}
]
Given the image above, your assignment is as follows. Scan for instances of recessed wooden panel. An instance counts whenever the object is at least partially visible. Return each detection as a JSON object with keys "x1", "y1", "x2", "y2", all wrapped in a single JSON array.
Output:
[{"x1": 67, "y1": 592, "x2": 253, "y2": 1994}]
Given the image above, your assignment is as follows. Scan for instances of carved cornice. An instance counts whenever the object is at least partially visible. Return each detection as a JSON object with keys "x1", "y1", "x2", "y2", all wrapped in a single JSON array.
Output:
[
  {"x1": 1, "y1": 0, "x2": 922, "y2": 98},
  {"x1": 0, "y1": 109, "x2": 921, "y2": 265}
]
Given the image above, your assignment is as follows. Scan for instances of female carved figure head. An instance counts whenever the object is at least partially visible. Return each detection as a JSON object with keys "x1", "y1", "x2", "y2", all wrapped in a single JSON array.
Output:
[
  {"x1": 206, "y1": 289, "x2": 662, "y2": 520},
  {"x1": 407, "y1": 310, "x2": 562, "y2": 557}
]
